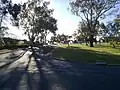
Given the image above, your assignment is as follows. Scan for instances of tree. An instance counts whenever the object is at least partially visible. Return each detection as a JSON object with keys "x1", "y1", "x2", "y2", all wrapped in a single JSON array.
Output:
[
  {"x1": 0, "y1": 26, "x2": 8, "y2": 45},
  {"x1": 77, "y1": 21, "x2": 89, "y2": 38},
  {"x1": 100, "y1": 20, "x2": 120, "y2": 38},
  {"x1": 0, "y1": 0, "x2": 21, "y2": 45},
  {"x1": 8, "y1": 3, "x2": 21, "y2": 26},
  {"x1": 106, "y1": 22, "x2": 119, "y2": 37},
  {"x1": 50, "y1": 36, "x2": 57, "y2": 43},
  {"x1": 98, "y1": 22, "x2": 106, "y2": 37},
  {"x1": 99, "y1": 19, "x2": 120, "y2": 48},
  {"x1": 20, "y1": 0, "x2": 57, "y2": 49},
  {"x1": 76, "y1": 21, "x2": 99, "y2": 45},
  {"x1": 57, "y1": 34, "x2": 69, "y2": 44},
  {"x1": 114, "y1": 16, "x2": 120, "y2": 37},
  {"x1": 0, "y1": 0, "x2": 21, "y2": 27},
  {"x1": 50, "y1": 34, "x2": 72, "y2": 45},
  {"x1": 69, "y1": 0, "x2": 120, "y2": 47}
]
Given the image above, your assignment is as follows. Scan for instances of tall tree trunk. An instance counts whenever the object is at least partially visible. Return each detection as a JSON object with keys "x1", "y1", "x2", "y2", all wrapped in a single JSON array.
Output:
[
  {"x1": 28, "y1": 33, "x2": 35, "y2": 54},
  {"x1": 29, "y1": 40, "x2": 36, "y2": 56},
  {"x1": 86, "y1": 42, "x2": 88, "y2": 46},
  {"x1": 67, "y1": 41, "x2": 70, "y2": 47},
  {"x1": 44, "y1": 35, "x2": 47, "y2": 45},
  {"x1": 89, "y1": 35, "x2": 94, "y2": 47}
]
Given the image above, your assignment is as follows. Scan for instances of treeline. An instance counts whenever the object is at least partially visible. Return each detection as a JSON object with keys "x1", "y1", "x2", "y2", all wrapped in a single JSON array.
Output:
[
  {"x1": 0, "y1": 37, "x2": 28, "y2": 45},
  {"x1": 0, "y1": 0, "x2": 57, "y2": 51},
  {"x1": 0, "y1": 37, "x2": 28, "y2": 49}
]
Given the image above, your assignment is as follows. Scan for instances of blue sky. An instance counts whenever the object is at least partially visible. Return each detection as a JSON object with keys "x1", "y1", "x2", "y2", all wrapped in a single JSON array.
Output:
[{"x1": 50, "y1": 0, "x2": 79, "y2": 35}]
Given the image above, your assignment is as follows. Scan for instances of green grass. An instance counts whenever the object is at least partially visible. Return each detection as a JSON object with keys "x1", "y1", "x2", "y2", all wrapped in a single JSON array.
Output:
[{"x1": 52, "y1": 43, "x2": 120, "y2": 64}]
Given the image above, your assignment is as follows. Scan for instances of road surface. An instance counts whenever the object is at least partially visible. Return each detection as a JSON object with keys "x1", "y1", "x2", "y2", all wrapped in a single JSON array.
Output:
[{"x1": 0, "y1": 49, "x2": 120, "y2": 90}]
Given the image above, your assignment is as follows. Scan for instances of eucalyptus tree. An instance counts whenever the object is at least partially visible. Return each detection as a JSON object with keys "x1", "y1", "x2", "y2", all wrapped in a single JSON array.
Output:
[
  {"x1": 0, "y1": 26, "x2": 8, "y2": 45},
  {"x1": 69, "y1": 0, "x2": 120, "y2": 47},
  {"x1": 20, "y1": 0, "x2": 57, "y2": 48},
  {"x1": 0, "y1": 0, "x2": 21, "y2": 45},
  {"x1": 99, "y1": 19, "x2": 120, "y2": 48}
]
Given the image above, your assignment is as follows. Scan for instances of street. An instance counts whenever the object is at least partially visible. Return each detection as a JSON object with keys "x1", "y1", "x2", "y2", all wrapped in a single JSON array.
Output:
[{"x1": 0, "y1": 49, "x2": 120, "y2": 90}]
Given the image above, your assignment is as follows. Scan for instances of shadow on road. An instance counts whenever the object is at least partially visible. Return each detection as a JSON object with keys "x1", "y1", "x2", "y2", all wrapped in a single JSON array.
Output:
[
  {"x1": 34, "y1": 49, "x2": 120, "y2": 90},
  {"x1": 0, "y1": 50, "x2": 49, "y2": 90},
  {"x1": 34, "y1": 54, "x2": 49, "y2": 90},
  {"x1": 0, "y1": 50, "x2": 27, "y2": 69},
  {"x1": 0, "y1": 48, "x2": 120, "y2": 90},
  {"x1": 0, "y1": 52, "x2": 31, "y2": 90}
]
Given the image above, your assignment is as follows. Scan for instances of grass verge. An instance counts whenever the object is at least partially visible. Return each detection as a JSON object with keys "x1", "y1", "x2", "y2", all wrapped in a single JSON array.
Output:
[{"x1": 52, "y1": 44, "x2": 120, "y2": 64}]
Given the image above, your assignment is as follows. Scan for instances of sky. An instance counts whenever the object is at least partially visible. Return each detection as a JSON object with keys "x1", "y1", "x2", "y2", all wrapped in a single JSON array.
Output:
[
  {"x1": 48, "y1": 0, "x2": 80, "y2": 35},
  {"x1": 6, "y1": 0, "x2": 80, "y2": 40}
]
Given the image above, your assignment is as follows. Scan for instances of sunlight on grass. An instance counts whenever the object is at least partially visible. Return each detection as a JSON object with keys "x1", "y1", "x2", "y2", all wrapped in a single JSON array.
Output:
[
  {"x1": 53, "y1": 43, "x2": 120, "y2": 64},
  {"x1": 59, "y1": 43, "x2": 120, "y2": 55}
]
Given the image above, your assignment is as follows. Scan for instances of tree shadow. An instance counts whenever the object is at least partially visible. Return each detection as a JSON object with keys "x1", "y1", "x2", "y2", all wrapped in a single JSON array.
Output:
[
  {"x1": 0, "y1": 54, "x2": 31, "y2": 90},
  {"x1": 33, "y1": 53, "x2": 49, "y2": 90},
  {"x1": 34, "y1": 53, "x2": 71, "y2": 90},
  {"x1": 0, "y1": 50, "x2": 26, "y2": 69},
  {"x1": 52, "y1": 46, "x2": 120, "y2": 64},
  {"x1": 46, "y1": 60, "x2": 104, "y2": 90},
  {"x1": 1, "y1": 46, "x2": 120, "y2": 90},
  {"x1": 67, "y1": 46, "x2": 80, "y2": 49},
  {"x1": 0, "y1": 49, "x2": 49, "y2": 90},
  {"x1": 35, "y1": 53, "x2": 120, "y2": 90},
  {"x1": 34, "y1": 53, "x2": 105, "y2": 90}
]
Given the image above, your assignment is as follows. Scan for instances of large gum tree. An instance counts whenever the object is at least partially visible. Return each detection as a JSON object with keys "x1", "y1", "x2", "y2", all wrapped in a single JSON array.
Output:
[
  {"x1": 69, "y1": 0, "x2": 120, "y2": 47},
  {"x1": 20, "y1": 0, "x2": 57, "y2": 49}
]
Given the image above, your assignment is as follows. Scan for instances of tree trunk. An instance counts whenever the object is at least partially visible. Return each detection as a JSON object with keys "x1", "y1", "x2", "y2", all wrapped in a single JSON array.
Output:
[
  {"x1": 90, "y1": 41, "x2": 94, "y2": 47},
  {"x1": 89, "y1": 35, "x2": 94, "y2": 47},
  {"x1": 67, "y1": 41, "x2": 70, "y2": 47},
  {"x1": 29, "y1": 36, "x2": 35, "y2": 53},
  {"x1": 112, "y1": 43, "x2": 115, "y2": 48},
  {"x1": 0, "y1": 38, "x2": 5, "y2": 45},
  {"x1": 44, "y1": 35, "x2": 47, "y2": 45},
  {"x1": 95, "y1": 38, "x2": 97, "y2": 44},
  {"x1": 113, "y1": 44, "x2": 115, "y2": 48},
  {"x1": 86, "y1": 42, "x2": 88, "y2": 46}
]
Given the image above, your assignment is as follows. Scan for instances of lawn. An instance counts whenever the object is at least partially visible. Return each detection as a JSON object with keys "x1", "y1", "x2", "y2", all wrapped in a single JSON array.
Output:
[{"x1": 52, "y1": 43, "x2": 120, "y2": 64}]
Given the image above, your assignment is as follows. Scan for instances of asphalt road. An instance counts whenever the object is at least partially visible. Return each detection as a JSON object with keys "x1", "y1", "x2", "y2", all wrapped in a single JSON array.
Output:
[
  {"x1": 0, "y1": 49, "x2": 25, "y2": 68},
  {"x1": 0, "y1": 49, "x2": 120, "y2": 90}
]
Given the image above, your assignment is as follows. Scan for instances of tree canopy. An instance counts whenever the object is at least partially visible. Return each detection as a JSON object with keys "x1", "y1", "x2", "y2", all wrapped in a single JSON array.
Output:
[
  {"x1": 69, "y1": 0, "x2": 120, "y2": 47},
  {"x1": 0, "y1": 0, "x2": 21, "y2": 45},
  {"x1": 20, "y1": 0, "x2": 57, "y2": 47}
]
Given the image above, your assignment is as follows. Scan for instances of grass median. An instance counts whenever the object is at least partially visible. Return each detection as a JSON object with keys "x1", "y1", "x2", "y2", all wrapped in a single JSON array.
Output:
[{"x1": 52, "y1": 43, "x2": 120, "y2": 64}]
